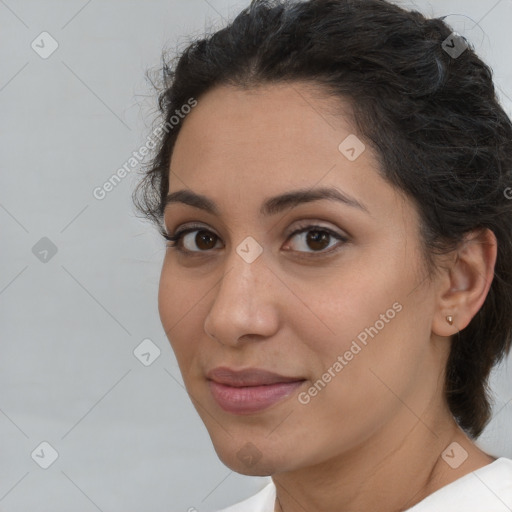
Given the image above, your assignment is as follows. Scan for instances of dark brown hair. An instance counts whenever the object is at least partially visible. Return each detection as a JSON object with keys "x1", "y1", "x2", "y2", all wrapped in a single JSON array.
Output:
[{"x1": 133, "y1": 0, "x2": 512, "y2": 438}]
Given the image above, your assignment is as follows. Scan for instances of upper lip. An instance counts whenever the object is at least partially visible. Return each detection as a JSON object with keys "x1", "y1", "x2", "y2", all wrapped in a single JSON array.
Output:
[{"x1": 206, "y1": 367, "x2": 305, "y2": 387}]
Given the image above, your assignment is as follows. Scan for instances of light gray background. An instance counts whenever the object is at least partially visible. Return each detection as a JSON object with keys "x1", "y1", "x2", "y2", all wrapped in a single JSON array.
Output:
[{"x1": 0, "y1": 1, "x2": 511, "y2": 511}]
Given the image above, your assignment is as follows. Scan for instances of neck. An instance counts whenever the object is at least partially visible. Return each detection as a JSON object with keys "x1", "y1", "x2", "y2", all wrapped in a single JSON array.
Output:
[{"x1": 272, "y1": 406, "x2": 492, "y2": 512}]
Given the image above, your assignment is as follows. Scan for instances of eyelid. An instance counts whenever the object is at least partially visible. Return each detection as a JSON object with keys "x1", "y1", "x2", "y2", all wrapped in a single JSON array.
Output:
[
  {"x1": 164, "y1": 219, "x2": 349, "y2": 256},
  {"x1": 166, "y1": 221, "x2": 215, "y2": 235},
  {"x1": 283, "y1": 223, "x2": 349, "y2": 255},
  {"x1": 285, "y1": 219, "x2": 346, "y2": 238},
  {"x1": 165, "y1": 219, "x2": 346, "y2": 238}
]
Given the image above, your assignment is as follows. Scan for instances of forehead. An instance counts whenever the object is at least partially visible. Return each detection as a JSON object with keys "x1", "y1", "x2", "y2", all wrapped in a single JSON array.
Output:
[
  {"x1": 171, "y1": 82, "x2": 355, "y2": 173},
  {"x1": 167, "y1": 82, "x2": 408, "y2": 223}
]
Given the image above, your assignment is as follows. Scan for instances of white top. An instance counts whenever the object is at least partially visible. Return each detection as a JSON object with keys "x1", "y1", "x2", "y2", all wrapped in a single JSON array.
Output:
[{"x1": 214, "y1": 457, "x2": 512, "y2": 512}]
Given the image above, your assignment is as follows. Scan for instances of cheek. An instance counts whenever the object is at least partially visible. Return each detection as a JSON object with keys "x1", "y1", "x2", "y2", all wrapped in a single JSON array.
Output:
[
  {"x1": 295, "y1": 262, "x2": 405, "y2": 359},
  {"x1": 157, "y1": 263, "x2": 202, "y2": 369},
  {"x1": 293, "y1": 248, "x2": 423, "y2": 396},
  {"x1": 293, "y1": 305, "x2": 413, "y2": 453},
  {"x1": 157, "y1": 265, "x2": 175, "y2": 334},
  {"x1": 298, "y1": 270, "x2": 430, "y2": 423},
  {"x1": 158, "y1": 258, "x2": 200, "y2": 328}
]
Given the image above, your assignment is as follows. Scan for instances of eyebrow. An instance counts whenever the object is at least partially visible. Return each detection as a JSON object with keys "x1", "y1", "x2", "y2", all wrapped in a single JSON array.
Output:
[{"x1": 163, "y1": 186, "x2": 369, "y2": 217}]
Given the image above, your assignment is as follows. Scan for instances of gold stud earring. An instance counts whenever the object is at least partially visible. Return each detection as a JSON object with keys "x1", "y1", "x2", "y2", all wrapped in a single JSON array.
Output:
[{"x1": 446, "y1": 315, "x2": 454, "y2": 325}]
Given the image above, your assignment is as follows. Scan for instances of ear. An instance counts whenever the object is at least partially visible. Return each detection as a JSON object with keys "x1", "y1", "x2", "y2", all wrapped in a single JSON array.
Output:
[{"x1": 432, "y1": 228, "x2": 497, "y2": 337}]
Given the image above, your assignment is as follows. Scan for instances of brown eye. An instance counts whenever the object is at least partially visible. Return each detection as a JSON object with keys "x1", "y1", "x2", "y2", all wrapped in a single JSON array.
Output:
[
  {"x1": 305, "y1": 230, "x2": 331, "y2": 251},
  {"x1": 164, "y1": 228, "x2": 222, "y2": 253},
  {"x1": 285, "y1": 226, "x2": 348, "y2": 254},
  {"x1": 194, "y1": 230, "x2": 218, "y2": 250},
  {"x1": 164, "y1": 224, "x2": 348, "y2": 256}
]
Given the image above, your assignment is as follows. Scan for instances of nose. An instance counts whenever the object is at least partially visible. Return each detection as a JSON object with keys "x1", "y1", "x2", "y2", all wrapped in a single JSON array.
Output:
[{"x1": 203, "y1": 249, "x2": 280, "y2": 347}]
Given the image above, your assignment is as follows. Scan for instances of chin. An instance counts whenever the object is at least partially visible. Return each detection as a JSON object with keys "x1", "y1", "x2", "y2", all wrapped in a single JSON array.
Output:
[
  {"x1": 211, "y1": 440, "x2": 285, "y2": 476},
  {"x1": 220, "y1": 454, "x2": 277, "y2": 477}
]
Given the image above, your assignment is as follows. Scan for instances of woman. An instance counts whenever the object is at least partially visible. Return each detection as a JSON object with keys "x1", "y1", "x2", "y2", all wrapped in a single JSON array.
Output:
[{"x1": 133, "y1": 0, "x2": 512, "y2": 510}]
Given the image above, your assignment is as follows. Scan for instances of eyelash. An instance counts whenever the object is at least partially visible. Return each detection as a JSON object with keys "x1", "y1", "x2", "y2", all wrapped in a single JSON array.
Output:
[{"x1": 162, "y1": 222, "x2": 349, "y2": 258}]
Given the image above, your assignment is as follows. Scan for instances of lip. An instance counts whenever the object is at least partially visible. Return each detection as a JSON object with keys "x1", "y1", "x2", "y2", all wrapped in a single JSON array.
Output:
[
  {"x1": 206, "y1": 367, "x2": 306, "y2": 414},
  {"x1": 207, "y1": 367, "x2": 305, "y2": 387}
]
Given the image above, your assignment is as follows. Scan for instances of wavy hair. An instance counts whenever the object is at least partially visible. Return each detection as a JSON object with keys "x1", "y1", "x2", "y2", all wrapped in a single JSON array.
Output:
[{"x1": 133, "y1": 0, "x2": 512, "y2": 438}]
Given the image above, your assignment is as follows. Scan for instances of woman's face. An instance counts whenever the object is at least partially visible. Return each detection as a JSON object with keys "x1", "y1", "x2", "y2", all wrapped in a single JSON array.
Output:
[{"x1": 159, "y1": 83, "x2": 448, "y2": 475}]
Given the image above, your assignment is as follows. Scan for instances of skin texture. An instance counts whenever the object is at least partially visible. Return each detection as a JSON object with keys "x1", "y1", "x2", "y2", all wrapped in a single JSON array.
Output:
[{"x1": 158, "y1": 82, "x2": 497, "y2": 512}]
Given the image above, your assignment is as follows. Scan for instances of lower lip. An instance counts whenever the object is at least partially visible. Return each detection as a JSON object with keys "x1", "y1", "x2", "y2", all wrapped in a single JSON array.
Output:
[{"x1": 208, "y1": 380, "x2": 305, "y2": 414}]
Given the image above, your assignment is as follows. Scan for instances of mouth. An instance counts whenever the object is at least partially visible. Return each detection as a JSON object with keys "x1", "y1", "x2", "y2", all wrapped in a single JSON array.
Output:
[{"x1": 206, "y1": 367, "x2": 307, "y2": 414}]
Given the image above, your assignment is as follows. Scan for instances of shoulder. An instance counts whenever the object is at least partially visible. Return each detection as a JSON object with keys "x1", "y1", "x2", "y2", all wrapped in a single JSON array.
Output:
[
  {"x1": 212, "y1": 480, "x2": 276, "y2": 512},
  {"x1": 407, "y1": 457, "x2": 512, "y2": 511}
]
